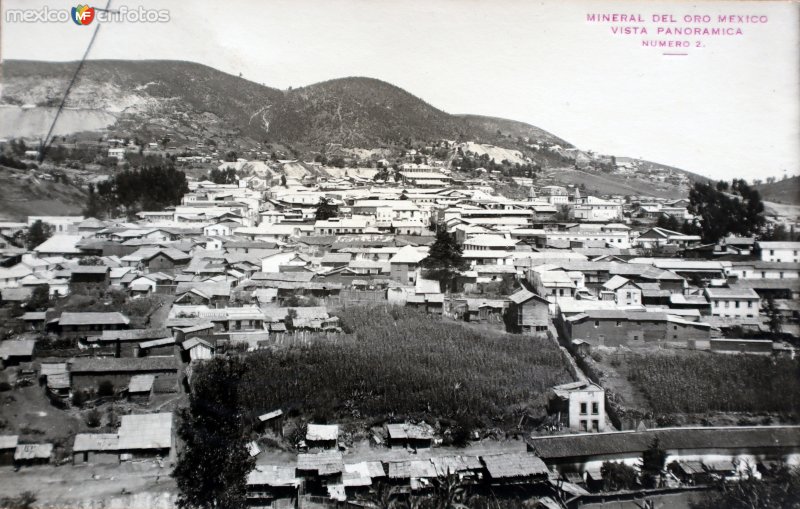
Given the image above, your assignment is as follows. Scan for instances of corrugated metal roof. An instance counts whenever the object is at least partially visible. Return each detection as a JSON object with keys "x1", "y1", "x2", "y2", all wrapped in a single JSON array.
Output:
[{"x1": 117, "y1": 413, "x2": 172, "y2": 450}]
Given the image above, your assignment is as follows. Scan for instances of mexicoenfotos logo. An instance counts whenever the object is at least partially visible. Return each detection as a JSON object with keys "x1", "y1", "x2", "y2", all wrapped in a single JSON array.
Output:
[
  {"x1": 4, "y1": 5, "x2": 170, "y2": 24},
  {"x1": 71, "y1": 4, "x2": 95, "y2": 25}
]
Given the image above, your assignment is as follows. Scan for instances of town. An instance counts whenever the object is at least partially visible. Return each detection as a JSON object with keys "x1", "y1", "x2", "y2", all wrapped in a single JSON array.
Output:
[{"x1": 0, "y1": 129, "x2": 798, "y2": 509}]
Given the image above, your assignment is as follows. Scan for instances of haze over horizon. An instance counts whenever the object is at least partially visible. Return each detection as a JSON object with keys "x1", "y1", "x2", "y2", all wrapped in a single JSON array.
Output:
[{"x1": 1, "y1": 0, "x2": 798, "y2": 182}]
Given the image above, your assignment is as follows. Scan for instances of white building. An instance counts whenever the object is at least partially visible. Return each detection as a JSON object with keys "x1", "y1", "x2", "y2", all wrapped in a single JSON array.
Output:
[
  {"x1": 704, "y1": 287, "x2": 761, "y2": 319},
  {"x1": 757, "y1": 242, "x2": 800, "y2": 263},
  {"x1": 551, "y1": 381, "x2": 606, "y2": 433}
]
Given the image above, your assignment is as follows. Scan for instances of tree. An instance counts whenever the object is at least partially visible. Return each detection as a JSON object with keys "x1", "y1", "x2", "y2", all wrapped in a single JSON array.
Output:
[
  {"x1": 83, "y1": 183, "x2": 105, "y2": 219},
  {"x1": 601, "y1": 461, "x2": 637, "y2": 491},
  {"x1": 208, "y1": 167, "x2": 238, "y2": 185},
  {"x1": 656, "y1": 214, "x2": 681, "y2": 232},
  {"x1": 25, "y1": 220, "x2": 52, "y2": 250},
  {"x1": 78, "y1": 256, "x2": 104, "y2": 266},
  {"x1": 554, "y1": 205, "x2": 571, "y2": 222},
  {"x1": 640, "y1": 437, "x2": 667, "y2": 488},
  {"x1": 421, "y1": 229, "x2": 467, "y2": 292},
  {"x1": 764, "y1": 298, "x2": 784, "y2": 337},
  {"x1": 690, "y1": 465, "x2": 800, "y2": 509},
  {"x1": 315, "y1": 197, "x2": 338, "y2": 220},
  {"x1": 174, "y1": 357, "x2": 254, "y2": 509},
  {"x1": 284, "y1": 308, "x2": 298, "y2": 330},
  {"x1": 688, "y1": 180, "x2": 765, "y2": 243},
  {"x1": 280, "y1": 174, "x2": 287, "y2": 187},
  {"x1": 26, "y1": 285, "x2": 49, "y2": 311}
]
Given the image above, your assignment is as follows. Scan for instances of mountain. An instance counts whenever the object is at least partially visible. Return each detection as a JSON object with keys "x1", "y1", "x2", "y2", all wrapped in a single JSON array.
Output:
[{"x1": 0, "y1": 60, "x2": 564, "y2": 148}]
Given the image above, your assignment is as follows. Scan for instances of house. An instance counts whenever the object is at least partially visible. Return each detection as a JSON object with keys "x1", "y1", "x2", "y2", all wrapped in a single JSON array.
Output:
[
  {"x1": 756, "y1": 241, "x2": 800, "y2": 263},
  {"x1": 306, "y1": 424, "x2": 339, "y2": 450},
  {"x1": 549, "y1": 381, "x2": 606, "y2": 433},
  {"x1": 73, "y1": 434, "x2": 120, "y2": 464},
  {"x1": 246, "y1": 465, "x2": 301, "y2": 505},
  {"x1": 33, "y1": 234, "x2": 84, "y2": 257},
  {"x1": 56, "y1": 312, "x2": 130, "y2": 339},
  {"x1": 531, "y1": 270, "x2": 577, "y2": 302},
  {"x1": 174, "y1": 282, "x2": 231, "y2": 308},
  {"x1": 636, "y1": 227, "x2": 700, "y2": 249},
  {"x1": 85, "y1": 328, "x2": 172, "y2": 357},
  {"x1": 116, "y1": 412, "x2": 173, "y2": 459},
  {"x1": 704, "y1": 286, "x2": 761, "y2": 319},
  {"x1": 0, "y1": 339, "x2": 35, "y2": 367},
  {"x1": 386, "y1": 422, "x2": 434, "y2": 450},
  {"x1": 505, "y1": 288, "x2": 549, "y2": 335},
  {"x1": 564, "y1": 310, "x2": 712, "y2": 347},
  {"x1": 181, "y1": 337, "x2": 215, "y2": 361},
  {"x1": 69, "y1": 356, "x2": 178, "y2": 393},
  {"x1": 68, "y1": 265, "x2": 110, "y2": 295},
  {"x1": 389, "y1": 245, "x2": 427, "y2": 285},
  {"x1": 601, "y1": 276, "x2": 642, "y2": 306},
  {"x1": 121, "y1": 247, "x2": 191, "y2": 273},
  {"x1": 257, "y1": 409, "x2": 285, "y2": 436}
]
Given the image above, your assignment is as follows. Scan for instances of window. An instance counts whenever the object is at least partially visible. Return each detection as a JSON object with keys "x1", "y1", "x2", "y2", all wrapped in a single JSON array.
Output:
[
  {"x1": 579, "y1": 420, "x2": 588, "y2": 432},
  {"x1": 770, "y1": 250, "x2": 775, "y2": 255},
  {"x1": 592, "y1": 402, "x2": 599, "y2": 414},
  {"x1": 633, "y1": 335, "x2": 639, "y2": 340},
  {"x1": 762, "y1": 271, "x2": 766, "y2": 278},
  {"x1": 580, "y1": 402, "x2": 587, "y2": 415},
  {"x1": 594, "y1": 320, "x2": 599, "y2": 327},
  {"x1": 592, "y1": 420, "x2": 600, "y2": 432},
  {"x1": 725, "y1": 301, "x2": 730, "y2": 308},
  {"x1": 735, "y1": 301, "x2": 740, "y2": 309},
  {"x1": 517, "y1": 312, "x2": 523, "y2": 326},
  {"x1": 748, "y1": 301, "x2": 753, "y2": 308},
  {"x1": 616, "y1": 321, "x2": 621, "y2": 327},
  {"x1": 780, "y1": 272, "x2": 784, "y2": 279}
]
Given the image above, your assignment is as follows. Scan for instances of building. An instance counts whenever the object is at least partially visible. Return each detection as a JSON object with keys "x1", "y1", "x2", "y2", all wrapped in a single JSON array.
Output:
[
  {"x1": 549, "y1": 381, "x2": 606, "y2": 433},
  {"x1": 564, "y1": 310, "x2": 712, "y2": 347},
  {"x1": 116, "y1": 412, "x2": 173, "y2": 459},
  {"x1": 602, "y1": 276, "x2": 642, "y2": 306},
  {"x1": 56, "y1": 312, "x2": 130, "y2": 339},
  {"x1": 505, "y1": 288, "x2": 549, "y2": 335},
  {"x1": 69, "y1": 356, "x2": 178, "y2": 393},
  {"x1": 386, "y1": 423, "x2": 434, "y2": 450},
  {"x1": 69, "y1": 265, "x2": 110, "y2": 296},
  {"x1": 73, "y1": 434, "x2": 120, "y2": 464},
  {"x1": 306, "y1": 424, "x2": 339, "y2": 450},
  {"x1": 704, "y1": 287, "x2": 761, "y2": 319},
  {"x1": 388, "y1": 245, "x2": 426, "y2": 285},
  {"x1": 757, "y1": 241, "x2": 800, "y2": 263}
]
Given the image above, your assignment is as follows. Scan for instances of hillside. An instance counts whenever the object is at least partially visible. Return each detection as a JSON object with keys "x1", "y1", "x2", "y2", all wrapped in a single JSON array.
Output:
[
  {"x1": 0, "y1": 167, "x2": 87, "y2": 220},
  {"x1": 755, "y1": 176, "x2": 800, "y2": 205},
  {"x1": 457, "y1": 114, "x2": 569, "y2": 146},
  {"x1": 0, "y1": 61, "x2": 562, "y2": 149}
]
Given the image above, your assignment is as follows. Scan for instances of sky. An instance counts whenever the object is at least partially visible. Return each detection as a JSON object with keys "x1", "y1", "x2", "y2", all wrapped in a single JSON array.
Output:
[{"x1": 1, "y1": 0, "x2": 798, "y2": 181}]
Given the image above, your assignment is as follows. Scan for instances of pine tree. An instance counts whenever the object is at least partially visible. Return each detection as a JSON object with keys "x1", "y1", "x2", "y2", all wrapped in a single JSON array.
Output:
[
  {"x1": 421, "y1": 228, "x2": 467, "y2": 291},
  {"x1": 25, "y1": 220, "x2": 52, "y2": 250}
]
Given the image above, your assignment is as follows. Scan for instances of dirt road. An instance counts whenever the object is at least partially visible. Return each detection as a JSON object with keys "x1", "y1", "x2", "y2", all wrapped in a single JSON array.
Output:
[{"x1": 0, "y1": 461, "x2": 177, "y2": 508}]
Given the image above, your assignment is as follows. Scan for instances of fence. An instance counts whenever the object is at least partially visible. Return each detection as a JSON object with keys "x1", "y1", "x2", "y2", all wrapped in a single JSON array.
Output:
[{"x1": 323, "y1": 289, "x2": 387, "y2": 307}]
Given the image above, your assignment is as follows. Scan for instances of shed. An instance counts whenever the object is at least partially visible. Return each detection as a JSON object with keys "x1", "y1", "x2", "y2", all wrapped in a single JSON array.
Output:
[
  {"x1": 0, "y1": 435, "x2": 19, "y2": 466},
  {"x1": 306, "y1": 424, "x2": 339, "y2": 449},
  {"x1": 296, "y1": 450, "x2": 344, "y2": 476},
  {"x1": 386, "y1": 422, "x2": 434, "y2": 450},
  {"x1": 127, "y1": 374, "x2": 155, "y2": 402},
  {"x1": 257, "y1": 409, "x2": 284, "y2": 436},
  {"x1": 14, "y1": 443, "x2": 53, "y2": 466},
  {"x1": 481, "y1": 453, "x2": 549, "y2": 484},
  {"x1": 73, "y1": 433, "x2": 120, "y2": 464}
]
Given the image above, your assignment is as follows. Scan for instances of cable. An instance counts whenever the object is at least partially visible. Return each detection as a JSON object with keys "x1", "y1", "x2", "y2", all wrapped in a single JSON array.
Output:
[{"x1": 38, "y1": 0, "x2": 112, "y2": 163}]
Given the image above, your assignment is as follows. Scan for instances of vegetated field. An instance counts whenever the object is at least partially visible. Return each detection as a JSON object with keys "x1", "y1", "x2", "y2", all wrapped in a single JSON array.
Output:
[
  {"x1": 542, "y1": 168, "x2": 689, "y2": 198},
  {"x1": 237, "y1": 307, "x2": 573, "y2": 428},
  {"x1": 626, "y1": 351, "x2": 800, "y2": 415},
  {"x1": 0, "y1": 168, "x2": 87, "y2": 220}
]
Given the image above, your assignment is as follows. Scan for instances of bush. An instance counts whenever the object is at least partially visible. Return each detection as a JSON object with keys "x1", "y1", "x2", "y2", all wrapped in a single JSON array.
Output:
[
  {"x1": 0, "y1": 491, "x2": 37, "y2": 509},
  {"x1": 71, "y1": 390, "x2": 87, "y2": 407},
  {"x1": 97, "y1": 380, "x2": 114, "y2": 397},
  {"x1": 85, "y1": 409, "x2": 102, "y2": 428}
]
